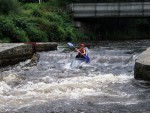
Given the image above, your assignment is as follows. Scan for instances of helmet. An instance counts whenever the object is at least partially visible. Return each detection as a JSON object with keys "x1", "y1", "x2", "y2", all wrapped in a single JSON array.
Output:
[{"x1": 80, "y1": 43, "x2": 85, "y2": 47}]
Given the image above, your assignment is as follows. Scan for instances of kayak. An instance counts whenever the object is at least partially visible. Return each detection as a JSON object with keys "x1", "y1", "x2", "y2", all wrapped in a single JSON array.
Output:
[
  {"x1": 70, "y1": 58, "x2": 86, "y2": 68},
  {"x1": 70, "y1": 47, "x2": 90, "y2": 68}
]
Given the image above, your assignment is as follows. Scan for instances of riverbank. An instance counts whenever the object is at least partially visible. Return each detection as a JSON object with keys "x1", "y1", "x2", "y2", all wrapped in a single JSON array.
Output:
[{"x1": 0, "y1": 42, "x2": 57, "y2": 67}]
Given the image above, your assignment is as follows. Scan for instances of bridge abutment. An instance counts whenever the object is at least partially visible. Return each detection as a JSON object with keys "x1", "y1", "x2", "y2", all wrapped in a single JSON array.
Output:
[{"x1": 134, "y1": 47, "x2": 150, "y2": 81}]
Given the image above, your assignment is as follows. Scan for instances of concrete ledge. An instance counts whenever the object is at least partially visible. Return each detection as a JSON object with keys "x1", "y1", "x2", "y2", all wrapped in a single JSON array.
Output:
[
  {"x1": 0, "y1": 42, "x2": 57, "y2": 67},
  {"x1": 134, "y1": 47, "x2": 150, "y2": 81},
  {"x1": 35, "y1": 42, "x2": 57, "y2": 52}
]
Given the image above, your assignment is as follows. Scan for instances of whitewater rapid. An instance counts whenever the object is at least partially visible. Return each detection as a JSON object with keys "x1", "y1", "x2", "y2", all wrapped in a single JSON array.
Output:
[{"x1": 0, "y1": 40, "x2": 150, "y2": 113}]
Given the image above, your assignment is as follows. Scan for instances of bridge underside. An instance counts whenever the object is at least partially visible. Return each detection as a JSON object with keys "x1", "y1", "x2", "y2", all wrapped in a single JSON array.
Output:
[{"x1": 73, "y1": 18, "x2": 150, "y2": 40}]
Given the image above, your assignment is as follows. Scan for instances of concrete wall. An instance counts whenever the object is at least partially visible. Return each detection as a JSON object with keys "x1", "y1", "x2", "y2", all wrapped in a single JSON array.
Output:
[
  {"x1": 134, "y1": 47, "x2": 150, "y2": 81},
  {"x1": 35, "y1": 42, "x2": 57, "y2": 52},
  {"x1": 70, "y1": 2, "x2": 150, "y2": 18},
  {"x1": 0, "y1": 42, "x2": 57, "y2": 67}
]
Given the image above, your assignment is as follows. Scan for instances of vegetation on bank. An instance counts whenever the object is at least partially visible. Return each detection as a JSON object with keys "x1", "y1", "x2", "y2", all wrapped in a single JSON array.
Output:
[{"x1": 0, "y1": 0, "x2": 83, "y2": 43}]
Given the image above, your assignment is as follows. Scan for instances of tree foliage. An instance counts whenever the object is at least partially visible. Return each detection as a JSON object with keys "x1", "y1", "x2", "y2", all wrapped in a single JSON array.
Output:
[{"x1": 0, "y1": 1, "x2": 81, "y2": 42}]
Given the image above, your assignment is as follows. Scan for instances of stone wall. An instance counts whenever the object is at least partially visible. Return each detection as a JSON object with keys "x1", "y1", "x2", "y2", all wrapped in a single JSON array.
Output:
[
  {"x1": 0, "y1": 42, "x2": 57, "y2": 67},
  {"x1": 134, "y1": 47, "x2": 150, "y2": 81}
]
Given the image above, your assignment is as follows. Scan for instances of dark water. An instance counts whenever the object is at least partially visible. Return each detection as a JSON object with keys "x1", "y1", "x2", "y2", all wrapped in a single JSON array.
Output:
[{"x1": 0, "y1": 40, "x2": 150, "y2": 113}]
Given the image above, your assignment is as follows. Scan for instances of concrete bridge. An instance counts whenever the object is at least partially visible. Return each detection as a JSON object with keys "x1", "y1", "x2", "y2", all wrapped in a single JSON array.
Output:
[{"x1": 69, "y1": 2, "x2": 150, "y2": 18}]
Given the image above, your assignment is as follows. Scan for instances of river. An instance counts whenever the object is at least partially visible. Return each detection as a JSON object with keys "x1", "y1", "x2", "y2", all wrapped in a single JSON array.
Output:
[{"x1": 0, "y1": 40, "x2": 150, "y2": 113}]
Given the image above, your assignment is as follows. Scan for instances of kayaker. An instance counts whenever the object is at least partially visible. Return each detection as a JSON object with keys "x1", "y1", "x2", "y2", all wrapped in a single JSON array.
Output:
[{"x1": 75, "y1": 43, "x2": 86, "y2": 59}]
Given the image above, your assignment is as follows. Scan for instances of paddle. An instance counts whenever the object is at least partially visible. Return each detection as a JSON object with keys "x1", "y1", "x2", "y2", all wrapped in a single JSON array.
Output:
[{"x1": 67, "y1": 42, "x2": 90, "y2": 63}]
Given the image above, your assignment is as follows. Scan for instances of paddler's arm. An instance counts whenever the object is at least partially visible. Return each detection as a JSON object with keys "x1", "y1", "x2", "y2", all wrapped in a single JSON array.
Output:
[{"x1": 75, "y1": 48, "x2": 85, "y2": 56}]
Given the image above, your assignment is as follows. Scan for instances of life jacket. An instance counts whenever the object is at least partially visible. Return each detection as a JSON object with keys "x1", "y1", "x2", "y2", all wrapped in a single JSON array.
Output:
[{"x1": 78, "y1": 48, "x2": 86, "y2": 55}]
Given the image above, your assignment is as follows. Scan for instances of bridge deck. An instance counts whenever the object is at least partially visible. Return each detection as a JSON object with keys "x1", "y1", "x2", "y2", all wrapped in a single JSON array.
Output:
[{"x1": 70, "y1": 2, "x2": 150, "y2": 18}]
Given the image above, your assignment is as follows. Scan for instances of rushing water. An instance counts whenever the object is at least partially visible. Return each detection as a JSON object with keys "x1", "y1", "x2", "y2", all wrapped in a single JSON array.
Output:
[{"x1": 0, "y1": 40, "x2": 150, "y2": 113}]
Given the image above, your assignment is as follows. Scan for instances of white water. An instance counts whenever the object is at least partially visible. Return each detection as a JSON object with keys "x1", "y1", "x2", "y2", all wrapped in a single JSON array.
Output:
[{"x1": 0, "y1": 40, "x2": 150, "y2": 113}]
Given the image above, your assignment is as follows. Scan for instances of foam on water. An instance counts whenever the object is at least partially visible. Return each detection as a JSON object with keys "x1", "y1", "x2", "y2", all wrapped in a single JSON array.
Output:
[{"x1": 0, "y1": 72, "x2": 133, "y2": 110}]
